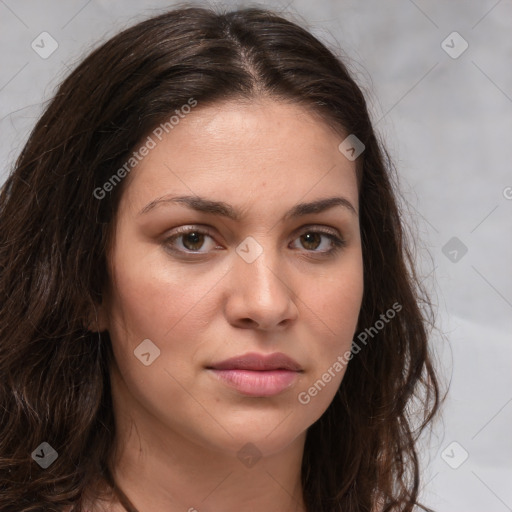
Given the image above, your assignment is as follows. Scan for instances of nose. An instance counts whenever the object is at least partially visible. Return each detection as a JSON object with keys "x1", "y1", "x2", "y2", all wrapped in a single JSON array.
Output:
[{"x1": 223, "y1": 244, "x2": 299, "y2": 331}]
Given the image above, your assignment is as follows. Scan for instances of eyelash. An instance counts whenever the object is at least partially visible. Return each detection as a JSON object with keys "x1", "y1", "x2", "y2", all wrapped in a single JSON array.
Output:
[{"x1": 163, "y1": 225, "x2": 346, "y2": 257}]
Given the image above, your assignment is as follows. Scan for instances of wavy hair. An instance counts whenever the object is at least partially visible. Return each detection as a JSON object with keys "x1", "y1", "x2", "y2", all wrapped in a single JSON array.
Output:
[{"x1": 0, "y1": 6, "x2": 441, "y2": 511}]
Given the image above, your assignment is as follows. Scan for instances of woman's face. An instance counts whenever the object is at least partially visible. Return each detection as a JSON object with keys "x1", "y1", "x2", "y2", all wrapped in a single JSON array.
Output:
[{"x1": 100, "y1": 98, "x2": 364, "y2": 459}]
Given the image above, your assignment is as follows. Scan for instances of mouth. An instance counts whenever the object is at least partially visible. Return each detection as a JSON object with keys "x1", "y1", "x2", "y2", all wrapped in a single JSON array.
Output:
[{"x1": 206, "y1": 352, "x2": 303, "y2": 397}]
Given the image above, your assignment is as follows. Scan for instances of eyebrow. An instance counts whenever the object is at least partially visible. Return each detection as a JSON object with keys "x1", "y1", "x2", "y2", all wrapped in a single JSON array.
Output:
[{"x1": 138, "y1": 194, "x2": 357, "y2": 220}]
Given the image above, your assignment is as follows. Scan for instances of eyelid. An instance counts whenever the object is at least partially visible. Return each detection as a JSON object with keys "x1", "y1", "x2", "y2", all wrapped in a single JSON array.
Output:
[
  {"x1": 167, "y1": 223, "x2": 343, "y2": 239},
  {"x1": 292, "y1": 223, "x2": 342, "y2": 239}
]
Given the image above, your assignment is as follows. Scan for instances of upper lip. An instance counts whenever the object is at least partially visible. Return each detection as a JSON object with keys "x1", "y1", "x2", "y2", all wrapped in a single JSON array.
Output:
[{"x1": 207, "y1": 352, "x2": 302, "y2": 371}]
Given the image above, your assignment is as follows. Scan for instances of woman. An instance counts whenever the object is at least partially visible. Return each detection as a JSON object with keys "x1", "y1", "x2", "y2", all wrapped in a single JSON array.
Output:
[{"x1": 0, "y1": 6, "x2": 441, "y2": 512}]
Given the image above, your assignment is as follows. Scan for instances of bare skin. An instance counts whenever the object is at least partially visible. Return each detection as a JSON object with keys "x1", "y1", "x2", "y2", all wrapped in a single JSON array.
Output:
[{"x1": 89, "y1": 97, "x2": 364, "y2": 512}]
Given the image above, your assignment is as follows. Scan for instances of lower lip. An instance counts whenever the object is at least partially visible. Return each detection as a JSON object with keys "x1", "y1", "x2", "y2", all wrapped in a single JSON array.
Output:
[{"x1": 208, "y1": 369, "x2": 299, "y2": 397}]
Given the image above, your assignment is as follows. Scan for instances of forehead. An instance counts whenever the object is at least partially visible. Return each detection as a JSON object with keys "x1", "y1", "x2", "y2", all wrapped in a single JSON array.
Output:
[{"x1": 120, "y1": 99, "x2": 358, "y2": 216}]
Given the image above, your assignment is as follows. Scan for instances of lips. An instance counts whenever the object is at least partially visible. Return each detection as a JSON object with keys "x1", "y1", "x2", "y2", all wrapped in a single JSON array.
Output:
[
  {"x1": 208, "y1": 352, "x2": 302, "y2": 372},
  {"x1": 206, "y1": 352, "x2": 303, "y2": 397}
]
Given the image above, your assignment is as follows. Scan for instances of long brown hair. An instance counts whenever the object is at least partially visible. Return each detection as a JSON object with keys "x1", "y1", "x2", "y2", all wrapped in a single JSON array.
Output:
[{"x1": 0, "y1": 6, "x2": 441, "y2": 511}]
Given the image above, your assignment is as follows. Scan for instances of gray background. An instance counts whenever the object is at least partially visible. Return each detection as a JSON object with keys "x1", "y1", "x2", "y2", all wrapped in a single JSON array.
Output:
[{"x1": 1, "y1": 1, "x2": 511, "y2": 510}]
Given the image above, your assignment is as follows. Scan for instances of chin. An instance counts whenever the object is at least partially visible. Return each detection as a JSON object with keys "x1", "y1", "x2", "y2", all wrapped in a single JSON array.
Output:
[{"x1": 196, "y1": 407, "x2": 311, "y2": 458}]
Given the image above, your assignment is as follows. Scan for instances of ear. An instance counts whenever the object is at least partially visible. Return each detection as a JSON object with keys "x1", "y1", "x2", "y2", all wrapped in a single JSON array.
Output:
[{"x1": 86, "y1": 300, "x2": 109, "y2": 333}]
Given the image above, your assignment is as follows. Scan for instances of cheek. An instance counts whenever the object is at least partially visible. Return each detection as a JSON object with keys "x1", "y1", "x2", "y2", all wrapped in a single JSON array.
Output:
[
  {"x1": 296, "y1": 258, "x2": 363, "y2": 407},
  {"x1": 309, "y1": 291, "x2": 362, "y2": 376},
  {"x1": 324, "y1": 276, "x2": 363, "y2": 328},
  {"x1": 107, "y1": 244, "x2": 214, "y2": 342},
  {"x1": 307, "y1": 256, "x2": 364, "y2": 343},
  {"x1": 105, "y1": 251, "x2": 215, "y2": 417}
]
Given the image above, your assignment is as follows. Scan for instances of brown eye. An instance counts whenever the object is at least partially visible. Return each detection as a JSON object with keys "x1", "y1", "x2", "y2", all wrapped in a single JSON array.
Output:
[
  {"x1": 164, "y1": 227, "x2": 218, "y2": 254},
  {"x1": 163, "y1": 226, "x2": 345, "y2": 257},
  {"x1": 299, "y1": 232, "x2": 322, "y2": 251},
  {"x1": 291, "y1": 230, "x2": 346, "y2": 255},
  {"x1": 180, "y1": 231, "x2": 206, "y2": 251}
]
